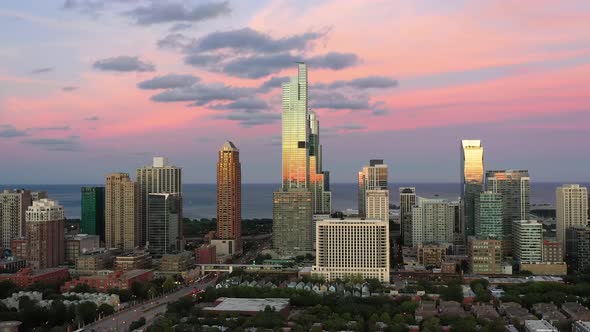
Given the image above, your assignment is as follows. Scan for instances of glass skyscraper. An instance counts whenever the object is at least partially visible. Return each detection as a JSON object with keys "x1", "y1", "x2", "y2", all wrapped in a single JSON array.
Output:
[
  {"x1": 147, "y1": 193, "x2": 181, "y2": 257},
  {"x1": 461, "y1": 140, "x2": 484, "y2": 237},
  {"x1": 81, "y1": 187, "x2": 105, "y2": 243},
  {"x1": 474, "y1": 191, "x2": 503, "y2": 239}
]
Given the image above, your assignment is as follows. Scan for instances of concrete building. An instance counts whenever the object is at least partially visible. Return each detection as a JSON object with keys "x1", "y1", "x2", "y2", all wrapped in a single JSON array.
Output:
[
  {"x1": 80, "y1": 187, "x2": 105, "y2": 243},
  {"x1": 0, "y1": 189, "x2": 32, "y2": 249},
  {"x1": 196, "y1": 244, "x2": 216, "y2": 264},
  {"x1": 147, "y1": 193, "x2": 181, "y2": 257},
  {"x1": 114, "y1": 251, "x2": 151, "y2": 271},
  {"x1": 468, "y1": 237, "x2": 503, "y2": 275},
  {"x1": 475, "y1": 191, "x2": 503, "y2": 239},
  {"x1": 573, "y1": 321, "x2": 590, "y2": 332},
  {"x1": 543, "y1": 238, "x2": 563, "y2": 263},
  {"x1": 556, "y1": 184, "x2": 588, "y2": 257},
  {"x1": 513, "y1": 220, "x2": 543, "y2": 264},
  {"x1": 411, "y1": 198, "x2": 455, "y2": 247},
  {"x1": 204, "y1": 297, "x2": 290, "y2": 317},
  {"x1": 400, "y1": 187, "x2": 417, "y2": 246},
  {"x1": 312, "y1": 219, "x2": 390, "y2": 282},
  {"x1": 0, "y1": 267, "x2": 69, "y2": 288},
  {"x1": 75, "y1": 250, "x2": 113, "y2": 272},
  {"x1": 416, "y1": 243, "x2": 449, "y2": 268},
  {"x1": 524, "y1": 320, "x2": 557, "y2": 332},
  {"x1": 366, "y1": 189, "x2": 389, "y2": 222},
  {"x1": 64, "y1": 234, "x2": 100, "y2": 264},
  {"x1": 272, "y1": 190, "x2": 313, "y2": 255},
  {"x1": 10, "y1": 238, "x2": 28, "y2": 260},
  {"x1": 31, "y1": 191, "x2": 47, "y2": 201},
  {"x1": 358, "y1": 160, "x2": 388, "y2": 218},
  {"x1": 160, "y1": 251, "x2": 195, "y2": 272},
  {"x1": 105, "y1": 173, "x2": 140, "y2": 250},
  {"x1": 62, "y1": 269, "x2": 154, "y2": 292},
  {"x1": 216, "y1": 141, "x2": 242, "y2": 255},
  {"x1": 519, "y1": 262, "x2": 567, "y2": 276},
  {"x1": 461, "y1": 140, "x2": 484, "y2": 237},
  {"x1": 486, "y1": 169, "x2": 530, "y2": 252},
  {"x1": 26, "y1": 199, "x2": 65, "y2": 269},
  {"x1": 566, "y1": 226, "x2": 590, "y2": 273},
  {"x1": 0, "y1": 258, "x2": 27, "y2": 273},
  {"x1": 136, "y1": 157, "x2": 182, "y2": 247},
  {"x1": 562, "y1": 302, "x2": 590, "y2": 321}
]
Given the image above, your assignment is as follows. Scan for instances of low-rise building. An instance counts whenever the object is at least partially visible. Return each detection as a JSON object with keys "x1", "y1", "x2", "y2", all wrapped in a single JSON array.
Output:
[
  {"x1": 415, "y1": 301, "x2": 437, "y2": 322},
  {"x1": 65, "y1": 234, "x2": 100, "y2": 264},
  {"x1": 62, "y1": 269, "x2": 154, "y2": 292},
  {"x1": 196, "y1": 244, "x2": 216, "y2": 264},
  {"x1": 543, "y1": 238, "x2": 563, "y2": 263},
  {"x1": 0, "y1": 267, "x2": 69, "y2": 288},
  {"x1": 500, "y1": 302, "x2": 537, "y2": 324},
  {"x1": 203, "y1": 297, "x2": 290, "y2": 317},
  {"x1": 471, "y1": 303, "x2": 499, "y2": 321},
  {"x1": 562, "y1": 302, "x2": 590, "y2": 321},
  {"x1": 160, "y1": 251, "x2": 195, "y2": 272},
  {"x1": 416, "y1": 243, "x2": 449, "y2": 268},
  {"x1": 10, "y1": 238, "x2": 28, "y2": 260},
  {"x1": 524, "y1": 319, "x2": 557, "y2": 332},
  {"x1": 520, "y1": 262, "x2": 567, "y2": 276},
  {"x1": 76, "y1": 249, "x2": 113, "y2": 272},
  {"x1": 439, "y1": 301, "x2": 468, "y2": 317},
  {"x1": 462, "y1": 285, "x2": 476, "y2": 305},
  {"x1": 532, "y1": 303, "x2": 567, "y2": 324},
  {"x1": 114, "y1": 251, "x2": 151, "y2": 271},
  {"x1": 0, "y1": 258, "x2": 26, "y2": 273}
]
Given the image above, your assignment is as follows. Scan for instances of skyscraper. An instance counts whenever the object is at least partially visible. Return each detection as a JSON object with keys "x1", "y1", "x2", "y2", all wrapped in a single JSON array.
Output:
[
  {"x1": 26, "y1": 199, "x2": 65, "y2": 269},
  {"x1": 216, "y1": 141, "x2": 242, "y2": 255},
  {"x1": 81, "y1": 187, "x2": 105, "y2": 243},
  {"x1": 147, "y1": 193, "x2": 181, "y2": 257},
  {"x1": 273, "y1": 63, "x2": 330, "y2": 255},
  {"x1": 486, "y1": 169, "x2": 530, "y2": 252},
  {"x1": 460, "y1": 140, "x2": 484, "y2": 237},
  {"x1": 105, "y1": 173, "x2": 140, "y2": 250},
  {"x1": 136, "y1": 157, "x2": 182, "y2": 247},
  {"x1": 566, "y1": 226, "x2": 590, "y2": 273},
  {"x1": 411, "y1": 198, "x2": 455, "y2": 247},
  {"x1": 0, "y1": 189, "x2": 32, "y2": 248},
  {"x1": 474, "y1": 191, "x2": 503, "y2": 239},
  {"x1": 512, "y1": 220, "x2": 542, "y2": 264},
  {"x1": 358, "y1": 160, "x2": 388, "y2": 218},
  {"x1": 556, "y1": 184, "x2": 588, "y2": 256},
  {"x1": 400, "y1": 187, "x2": 417, "y2": 246},
  {"x1": 366, "y1": 189, "x2": 389, "y2": 222}
]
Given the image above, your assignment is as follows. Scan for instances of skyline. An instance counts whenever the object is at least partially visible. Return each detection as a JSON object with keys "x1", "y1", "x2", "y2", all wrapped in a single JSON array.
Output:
[{"x1": 1, "y1": 1, "x2": 590, "y2": 184}]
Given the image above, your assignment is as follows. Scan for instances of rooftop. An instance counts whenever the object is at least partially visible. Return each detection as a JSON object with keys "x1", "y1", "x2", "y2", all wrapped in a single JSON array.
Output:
[{"x1": 204, "y1": 297, "x2": 289, "y2": 313}]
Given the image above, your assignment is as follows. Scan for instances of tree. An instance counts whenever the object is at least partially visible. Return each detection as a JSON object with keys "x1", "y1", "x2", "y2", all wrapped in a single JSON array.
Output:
[
  {"x1": 450, "y1": 316, "x2": 476, "y2": 332},
  {"x1": 129, "y1": 317, "x2": 147, "y2": 331},
  {"x1": 422, "y1": 317, "x2": 442, "y2": 332},
  {"x1": 76, "y1": 301, "x2": 98, "y2": 325},
  {"x1": 97, "y1": 303, "x2": 115, "y2": 317},
  {"x1": 163, "y1": 276, "x2": 176, "y2": 293},
  {"x1": 148, "y1": 286, "x2": 159, "y2": 299},
  {"x1": 0, "y1": 280, "x2": 19, "y2": 298},
  {"x1": 481, "y1": 318, "x2": 507, "y2": 332},
  {"x1": 441, "y1": 283, "x2": 463, "y2": 302},
  {"x1": 71, "y1": 283, "x2": 95, "y2": 293}
]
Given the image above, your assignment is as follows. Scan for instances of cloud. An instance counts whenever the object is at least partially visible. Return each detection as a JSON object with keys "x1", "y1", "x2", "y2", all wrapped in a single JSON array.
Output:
[
  {"x1": 125, "y1": 1, "x2": 230, "y2": 25},
  {"x1": 316, "y1": 76, "x2": 398, "y2": 89},
  {"x1": 30, "y1": 67, "x2": 53, "y2": 74},
  {"x1": 184, "y1": 53, "x2": 223, "y2": 66},
  {"x1": 187, "y1": 27, "x2": 327, "y2": 54},
  {"x1": 218, "y1": 111, "x2": 281, "y2": 127},
  {"x1": 371, "y1": 101, "x2": 391, "y2": 116},
  {"x1": 150, "y1": 82, "x2": 254, "y2": 105},
  {"x1": 93, "y1": 56, "x2": 155, "y2": 72},
  {"x1": 85, "y1": 115, "x2": 100, "y2": 121},
  {"x1": 27, "y1": 125, "x2": 71, "y2": 131},
  {"x1": 62, "y1": 86, "x2": 78, "y2": 91},
  {"x1": 306, "y1": 52, "x2": 359, "y2": 70},
  {"x1": 137, "y1": 74, "x2": 200, "y2": 90},
  {"x1": 169, "y1": 23, "x2": 192, "y2": 32},
  {"x1": 157, "y1": 33, "x2": 191, "y2": 49},
  {"x1": 210, "y1": 98, "x2": 269, "y2": 112},
  {"x1": 258, "y1": 76, "x2": 289, "y2": 93},
  {"x1": 21, "y1": 135, "x2": 81, "y2": 151},
  {"x1": 0, "y1": 125, "x2": 29, "y2": 138},
  {"x1": 334, "y1": 124, "x2": 366, "y2": 130},
  {"x1": 310, "y1": 92, "x2": 371, "y2": 110}
]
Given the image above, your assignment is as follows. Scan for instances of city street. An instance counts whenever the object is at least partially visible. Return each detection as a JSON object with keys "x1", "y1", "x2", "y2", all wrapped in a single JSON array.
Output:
[{"x1": 82, "y1": 278, "x2": 216, "y2": 332}]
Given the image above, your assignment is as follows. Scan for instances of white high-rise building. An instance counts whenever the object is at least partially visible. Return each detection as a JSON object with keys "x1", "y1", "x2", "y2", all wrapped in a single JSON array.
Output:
[
  {"x1": 512, "y1": 220, "x2": 543, "y2": 263},
  {"x1": 358, "y1": 160, "x2": 388, "y2": 218},
  {"x1": 556, "y1": 184, "x2": 588, "y2": 256},
  {"x1": 313, "y1": 219, "x2": 390, "y2": 282},
  {"x1": 366, "y1": 189, "x2": 389, "y2": 222},
  {"x1": 411, "y1": 197, "x2": 455, "y2": 247},
  {"x1": 0, "y1": 189, "x2": 32, "y2": 248}
]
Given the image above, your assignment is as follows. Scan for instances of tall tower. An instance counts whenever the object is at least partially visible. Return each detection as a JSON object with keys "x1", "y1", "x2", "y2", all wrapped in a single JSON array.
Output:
[
  {"x1": 411, "y1": 198, "x2": 455, "y2": 247},
  {"x1": 0, "y1": 189, "x2": 32, "y2": 248},
  {"x1": 461, "y1": 140, "x2": 484, "y2": 238},
  {"x1": 147, "y1": 193, "x2": 181, "y2": 257},
  {"x1": 358, "y1": 160, "x2": 388, "y2": 218},
  {"x1": 308, "y1": 111, "x2": 331, "y2": 214},
  {"x1": 81, "y1": 187, "x2": 105, "y2": 243},
  {"x1": 556, "y1": 184, "x2": 588, "y2": 256},
  {"x1": 366, "y1": 190, "x2": 389, "y2": 222},
  {"x1": 474, "y1": 191, "x2": 503, "y2": 239},
  {"x1": 105, "y1": 173, "x2": 140, "y2": 250},
  {"x1": 26, "y1": 199, "x2": 65, "y2": 269},
  {"x1": 216, "y1": 141, "x2": 242, "y2": 255},
  {"x1": 400, "y1": 187, "x2": 417, "y2": 246},
  {"x1": 136, "y1": 157, "x2": 182, "y2": 247}
]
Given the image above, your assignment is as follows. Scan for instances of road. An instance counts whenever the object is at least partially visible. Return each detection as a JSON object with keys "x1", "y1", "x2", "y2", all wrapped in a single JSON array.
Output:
[{"x1": 83, "y1": 278, "x2": 216, "y2": 332}]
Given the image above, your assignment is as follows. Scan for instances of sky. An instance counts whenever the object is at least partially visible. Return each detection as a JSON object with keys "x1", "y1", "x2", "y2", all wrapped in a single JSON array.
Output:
[{"x1": 1, "y1": 0, "x2": 589, "y2": 184}]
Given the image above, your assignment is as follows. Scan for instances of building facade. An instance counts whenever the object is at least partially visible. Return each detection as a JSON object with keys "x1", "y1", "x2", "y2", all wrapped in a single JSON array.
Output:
[
  {"x1": 411, "y1": 198, "x2": 455, "y2": 247},
  {"x1": 114, "y1": 251, "x2": 151, "y2": 271},
  {"x1": 358, "y1": 160, "x2": 388, "y2": 218},
  {"x1": 136, "y1": 157, "x2": 182, "y2": 247},
  {"x1": 461, "y1": 140, "x2": 484, "y2": 237},
  {"x1": 65, "y1": 234, "x2": 100, "y2": 264},
  {"x1": 105, "y1": 173, "x2": 140, "y2": 250},
  {"x1": 313, "y1": 219, "x2": 390, "y2": 282},
  {"x1": 147, "y1": 193, "x2": 181, "y2": 257},
  {"x1": 26, "y1": 199, "x2": 65, "y2": 269},
  {"x1": 566, "y1": 226, "x2": 590, "y2": 273},
  {"x1": 543, "y1": 238, "x2": 563, "y2": 263},
  {"x1": 366, "y1": 189, "x2": 389, "y2": 222},
  {"x1": 272, "y1": 190, "x2": 313, "y2": 254},
  {"x1": 416, "y1": 243, "x2": 449, "y2": 268},
  {"x1": 556, "y1": 184, "x2": 588, "y2": 257},
  {"x1": 475, "y1": 191, "x2": 503, "y2": 239},
  {"x1": 400, "y1": 187, "x2": 417, "y2": 246},
  {"x1": 467, "y1": 237, "x2": 503, "y2": 275},
  {"x1": 81, "y1": 187, "x2": 105, "y2": 243},
  {"x1": 216, "y1": 141, "x2": 242, "y2": 255},
  {"x1": 0, "y1": 189, "x2": 32, "y2": 249},
  {"x1": 512, "y1": 220, "x2": 543, "y2": 264}
]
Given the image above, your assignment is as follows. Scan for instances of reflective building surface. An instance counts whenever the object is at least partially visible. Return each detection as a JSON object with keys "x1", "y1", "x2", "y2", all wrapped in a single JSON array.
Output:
[
  {"x1": 461, "y1": 140, "x2": 484, "y2": 237},
  {"x1": 216, "y1": 141, "x2": 242, "y2": 255}
]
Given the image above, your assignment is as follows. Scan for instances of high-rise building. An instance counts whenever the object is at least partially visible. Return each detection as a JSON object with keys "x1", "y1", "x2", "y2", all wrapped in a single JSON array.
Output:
[
  {"x1": 566, "y1": 226, "x2": 590, "y2": 274},
  {"x1": 312, "y1": 219, "x2": 390, "y2": 282},
  {"x1": 31, "y1": 191, "x2": 48, "y2": 202},
  {"x1": 26, "y1": 199, "x2": 65, "y2": 269},
  {"x1": 0, "y1": 189, "x2": 32, "y2": 248},
  {"x1": 486, "y1": 169, "x2": 530, "y2": 252},
  {"x1": 542, "y1": 238, "x2": 563, "y2": 263},
  {"x1": 105, "y1": 173, "x2": 140, "y2": 250},
  {"x1": 358, "y1": 160, "x2": 388, "y2": 218},
  {"x1": 216, "y1": 141, "x2": 242, "y2": 255},
  {"x1": 273, "y1": 63, "x2": 331, "y2": 255},
  {"x1": 136, "y1": 157, "x2": 182, "y2": 246},
  {"x1": 475, "y1": 191, "x2": 503, "y2": 239},
  {"x1": 400, "y1": 187, "x2": 417, "y2": 246},
  {"x1": 411, "y1": 198, "x2": 455, "y2": 247},
  {"x1": 81, "y1": 187, "x2": 105, "y2": 243},
  {"x1": 512, "y1": 220, "x2": 543, "y2": 264},
  {"x1": 467, "y1": 237, "x2": 503, "y2": 275},
  {"x1": 556, "y1": 184, "x2": 588, "y2": 256},
  {"x1": 147, "y1": 193, "x2": 181, "y2": 257},
  {"x1": 366, "y1": 189, "x2": 389, "y2": 222},
  {"x1": 461, "y1": 140, "x2": 484, "y2": 237}
]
